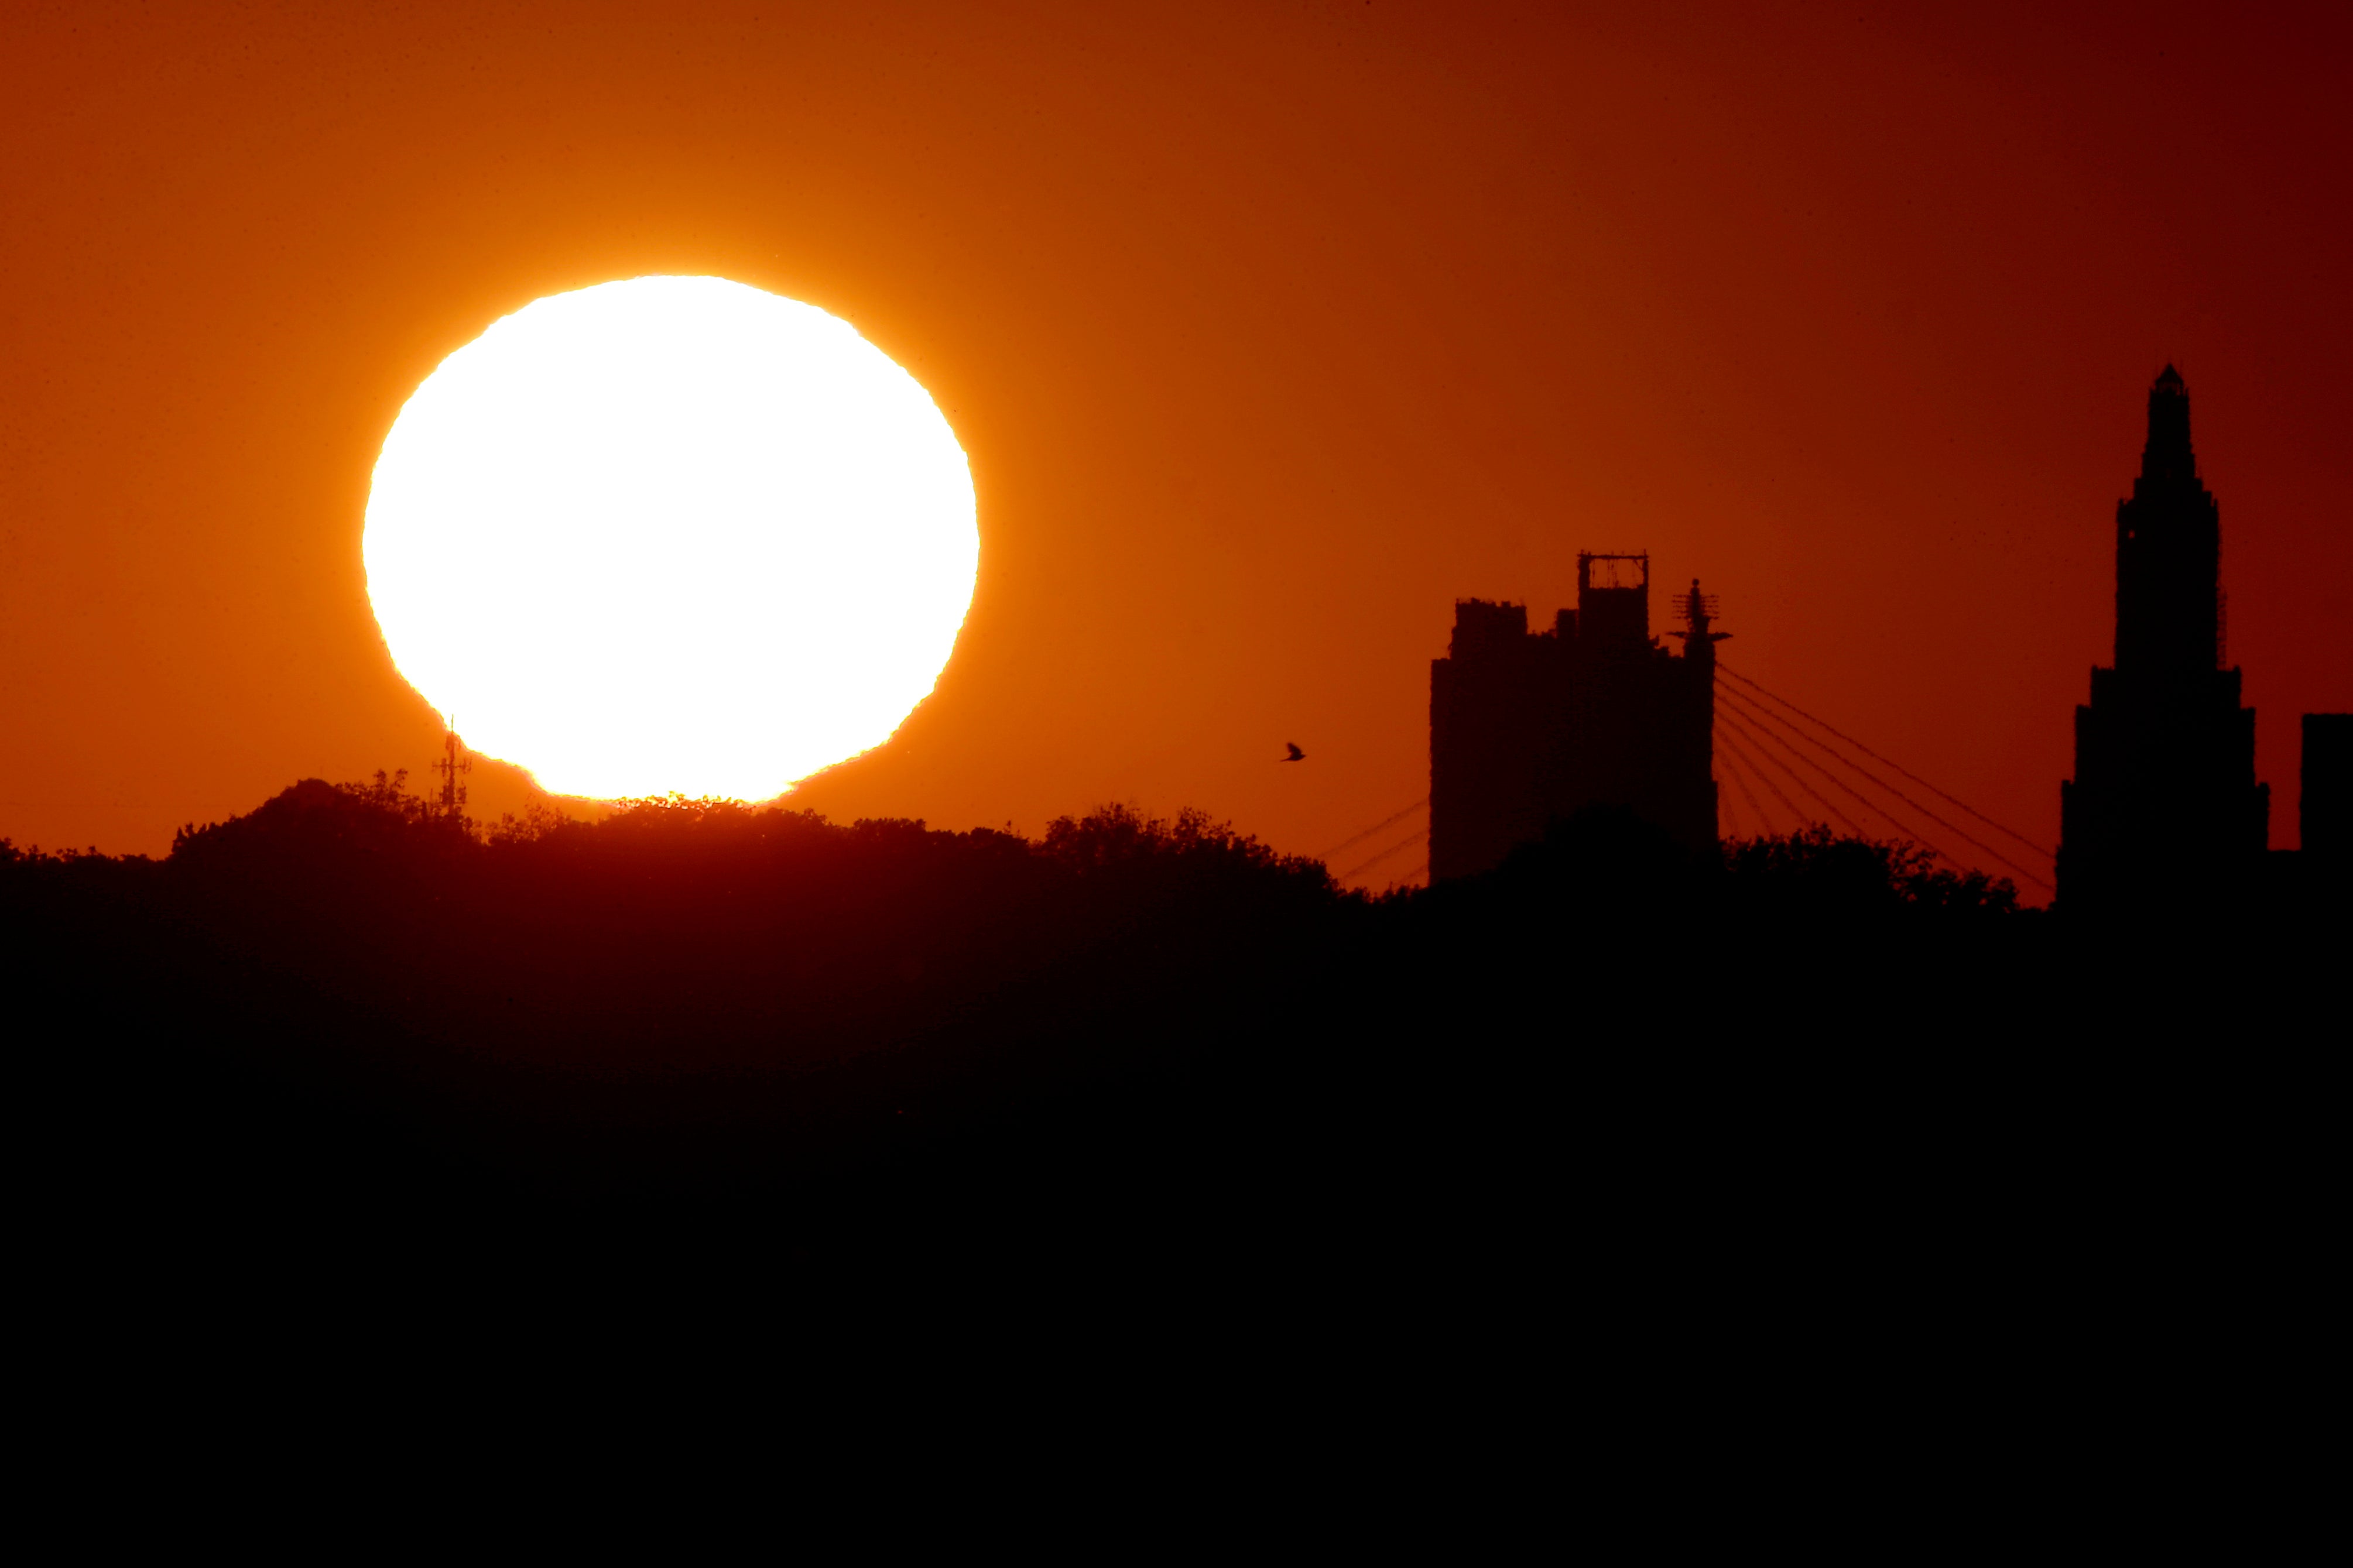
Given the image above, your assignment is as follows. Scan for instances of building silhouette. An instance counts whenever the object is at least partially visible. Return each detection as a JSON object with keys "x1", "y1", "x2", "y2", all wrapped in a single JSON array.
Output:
[
  {"x1": 2306, "y1": 714, "x2": 2352, "y2": 859},
  {"x1": 1430, "y1": 553, "x2": 1721, "y2": 880},
  {"x1": 2059, "y1": 366, "x2": 2269, "y2": 908}
]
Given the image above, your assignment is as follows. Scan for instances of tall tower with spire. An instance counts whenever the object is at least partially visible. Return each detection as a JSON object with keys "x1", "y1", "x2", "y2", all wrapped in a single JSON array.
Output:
[{"x1": 2059, "y1": 366, "x2": 2268, "y2": 909}]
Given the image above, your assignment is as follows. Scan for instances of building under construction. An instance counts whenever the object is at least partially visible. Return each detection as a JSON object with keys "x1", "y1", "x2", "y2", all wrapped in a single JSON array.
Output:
[{"x1": 1430, "y1": 553, "x2": 1722, "y2": 880}]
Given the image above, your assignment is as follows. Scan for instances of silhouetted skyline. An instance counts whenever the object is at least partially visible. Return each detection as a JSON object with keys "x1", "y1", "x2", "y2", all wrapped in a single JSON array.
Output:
[{"x1": 4, "y1": 5, "x2": 2347, "y2": 866}]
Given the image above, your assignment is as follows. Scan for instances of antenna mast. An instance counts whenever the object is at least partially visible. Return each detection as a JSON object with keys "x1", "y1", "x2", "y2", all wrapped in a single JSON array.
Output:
[{"x1": 432, "y1": 719, "x2": 472, "y2": 821}]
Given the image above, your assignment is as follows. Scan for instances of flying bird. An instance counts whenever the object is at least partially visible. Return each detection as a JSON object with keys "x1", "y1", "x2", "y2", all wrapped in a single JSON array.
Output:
[{"x1": 1284, "y1": 743, "x2": 1306, "y2": 761}]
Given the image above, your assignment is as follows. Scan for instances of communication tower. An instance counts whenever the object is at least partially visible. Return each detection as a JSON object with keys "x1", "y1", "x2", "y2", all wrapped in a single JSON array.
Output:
[{"x1": 433, "y1": 721, "x2": 472, "y2": 821}]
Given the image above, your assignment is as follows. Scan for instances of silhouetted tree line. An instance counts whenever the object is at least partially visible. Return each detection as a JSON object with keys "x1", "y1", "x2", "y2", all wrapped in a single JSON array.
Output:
[{"x1": 6, "y1": 774, "x2": 2334, "y2": 1301}]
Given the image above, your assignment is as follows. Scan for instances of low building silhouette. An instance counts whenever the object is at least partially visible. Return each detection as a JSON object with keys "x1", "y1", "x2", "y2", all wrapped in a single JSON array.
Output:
[
  {"x1": 2305, "y1": 713, "x2": 2353, "y2": 859},
  {"x1": 1429, "y1": 553, "x2": 1722, "y2": 880},
  {"x1": 2059, "y1": 366, "x2": 2270, "y2": 910}
]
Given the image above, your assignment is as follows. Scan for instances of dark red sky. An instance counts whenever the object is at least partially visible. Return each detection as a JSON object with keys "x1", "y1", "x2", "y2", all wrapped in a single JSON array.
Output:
[{"x1": 3, "y1": 1, "x2": 2347, "y2": 879}]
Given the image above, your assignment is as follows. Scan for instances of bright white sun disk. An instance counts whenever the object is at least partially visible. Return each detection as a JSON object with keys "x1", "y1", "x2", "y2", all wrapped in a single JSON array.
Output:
[{"x1": 364, "y1": 276, "x2": 978, "y2": 800}]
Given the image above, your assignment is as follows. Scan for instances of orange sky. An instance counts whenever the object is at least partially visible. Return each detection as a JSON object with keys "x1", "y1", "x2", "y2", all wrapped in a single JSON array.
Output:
[{"x1": 4, "y1": 1, "x2": 2347, "y2": 877}]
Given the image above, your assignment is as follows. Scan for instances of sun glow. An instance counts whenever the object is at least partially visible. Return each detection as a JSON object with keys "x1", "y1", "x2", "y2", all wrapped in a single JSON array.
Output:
[{"x1": 363, "y1": 276, "x2": 978, "y2": 801}]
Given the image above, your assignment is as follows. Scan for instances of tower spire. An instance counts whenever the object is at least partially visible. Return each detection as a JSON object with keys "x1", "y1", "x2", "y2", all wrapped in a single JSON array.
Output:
[
  {"x1": 2140, "y1": 363, "x2": 2195, "y2": 483},
  {"x1": 2114, "y1": 365, "x2": 2220, "y2": 675}
]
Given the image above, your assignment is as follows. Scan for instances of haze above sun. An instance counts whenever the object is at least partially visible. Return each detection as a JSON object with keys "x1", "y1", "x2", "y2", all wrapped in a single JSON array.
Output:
[{"x1": 363, "y1": 276, "x2": 978, "y2": 801}]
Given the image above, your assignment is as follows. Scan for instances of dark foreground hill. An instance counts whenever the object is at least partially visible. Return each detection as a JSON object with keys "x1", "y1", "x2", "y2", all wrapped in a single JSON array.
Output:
[{"x1": 6, "y1": 777, "x2": 2339, "y2": 1319}]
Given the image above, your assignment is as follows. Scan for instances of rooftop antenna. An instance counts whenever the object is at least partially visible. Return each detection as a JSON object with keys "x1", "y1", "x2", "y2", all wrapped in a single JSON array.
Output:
[
  {"x1": 433, "y1": 716, "x2": 471, "y2": 821},
  {"x1": 1670, "y1": 579, "x2": 1727, "y2": 646}
]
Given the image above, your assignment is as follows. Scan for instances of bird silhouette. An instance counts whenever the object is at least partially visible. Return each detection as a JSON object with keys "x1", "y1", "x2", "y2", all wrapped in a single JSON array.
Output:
[{"x1": 1284, "y1": 743, "x2": 1306, "y2": 761}]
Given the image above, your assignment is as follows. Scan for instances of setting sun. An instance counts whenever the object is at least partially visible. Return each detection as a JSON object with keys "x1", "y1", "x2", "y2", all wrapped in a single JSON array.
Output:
[{"x1": 362, "y1": 276, "x2": 978, "y2": 800}]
